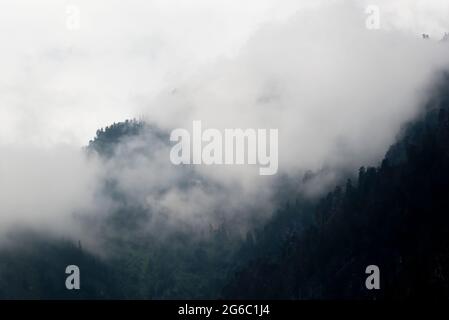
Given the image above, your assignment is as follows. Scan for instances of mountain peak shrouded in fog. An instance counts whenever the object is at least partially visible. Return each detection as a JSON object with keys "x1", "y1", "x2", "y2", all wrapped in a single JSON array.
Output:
[
  {"x1": 2, "y1": 74, "x2": 449, "y2": 299},
  {"x1": 87, "y1": 120, "x2": 168, "y2": 158},
  {"x1": 2, "y1": 0, "x2": 449, "y2": 248},
  {"x1": 2, "y1": 0, "x2": 449, "y2": 300}
]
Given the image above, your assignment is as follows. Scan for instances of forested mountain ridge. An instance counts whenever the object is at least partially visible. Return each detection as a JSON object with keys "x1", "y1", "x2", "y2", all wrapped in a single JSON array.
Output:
[
  {"x1": 1, "y1": 77, "x2": 449, "y2": 299},
  {"x1": 224, "y1": 77, "x2": 449, "y2": 299}
]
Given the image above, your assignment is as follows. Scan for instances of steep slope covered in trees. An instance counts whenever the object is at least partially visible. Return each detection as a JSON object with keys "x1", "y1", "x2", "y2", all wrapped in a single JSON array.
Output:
[
  {"x1": 224, "y1": 77, "x2": 449, "y2": 299},
  {"x1": 1, "y1": 78, "x2": 449, "y2": 299}
]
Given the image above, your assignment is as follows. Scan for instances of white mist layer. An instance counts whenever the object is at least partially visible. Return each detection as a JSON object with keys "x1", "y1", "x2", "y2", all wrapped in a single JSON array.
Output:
[
  {"x1": 145, "y1": 3, "x2": 449, "y2": 186},
  {"x1": 1, "y1": 1, "x2": 449, "y2": 242}
]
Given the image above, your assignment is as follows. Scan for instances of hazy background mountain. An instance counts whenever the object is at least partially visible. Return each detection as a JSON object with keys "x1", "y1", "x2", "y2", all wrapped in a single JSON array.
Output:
[
  {"x1": 2, "y1": 0, "x2": 449, "y2": 299},
  {"x1": 1, "y1": 74, "x2": 449, "y2": 298}
]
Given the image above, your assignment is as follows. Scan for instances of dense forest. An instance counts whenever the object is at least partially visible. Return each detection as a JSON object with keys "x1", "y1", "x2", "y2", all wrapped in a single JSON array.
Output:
[
  {"x1": 225, "y1": 79, "x2": 449, "y2": 299},
  {"x1": 1, "y1": 76, "x2": 449, "y2": 299}
]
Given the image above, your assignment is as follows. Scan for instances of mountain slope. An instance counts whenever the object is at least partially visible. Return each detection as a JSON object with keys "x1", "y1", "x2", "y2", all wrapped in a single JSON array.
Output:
[
  {"x1": 223, "y1": 76, "x2": 449, "y2": 299},
  {"x1": 1, "y1": 78, "x2": 449, "y2": 299}
]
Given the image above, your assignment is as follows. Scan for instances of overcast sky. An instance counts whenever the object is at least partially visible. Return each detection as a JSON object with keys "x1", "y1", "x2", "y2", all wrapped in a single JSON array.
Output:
[{"x1": 0, "y1": 0, "x2": 448, "y2": 147}]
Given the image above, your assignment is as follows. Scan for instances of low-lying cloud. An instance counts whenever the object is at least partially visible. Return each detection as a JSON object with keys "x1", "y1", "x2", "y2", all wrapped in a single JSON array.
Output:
[{"x1": 1, "y1": 1, "x2": 449, "y2": 247}]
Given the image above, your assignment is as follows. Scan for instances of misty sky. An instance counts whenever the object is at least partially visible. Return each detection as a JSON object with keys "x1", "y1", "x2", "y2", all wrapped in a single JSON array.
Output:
[{"x1": 0, "y1": 0, "x2": 448, "y2": 147}]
